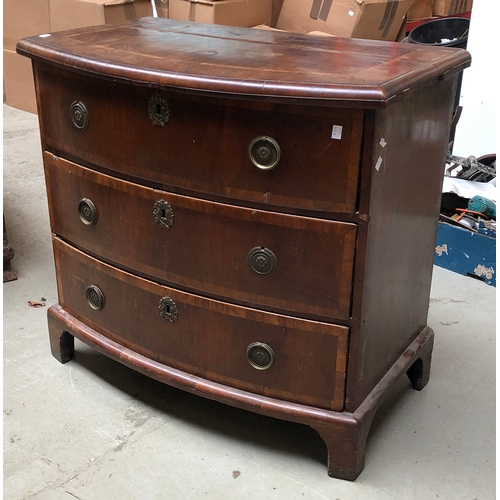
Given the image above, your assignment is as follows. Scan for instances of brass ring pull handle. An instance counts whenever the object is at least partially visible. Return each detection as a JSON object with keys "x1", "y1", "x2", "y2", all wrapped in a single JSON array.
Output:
[
  {"x1": 248, "y1": 136, "x2": 281, "y2": 171},
  {"x1": 78, "y1": 198, "x2": 98, "y2": 226},
  {"x1": 70, "y1": 101, "x2": 89, "y2": 131},
  {"x1": 153, "y1": 200, "x2": 174, "y2": 229},
  {"x1": 247, "y1": 342, "x2": 275, "y2": 370},
  {"x1": 159, "y1": 296, "x2": 179, "y2": 323},
  {"x1": 86, "y1": 285, "x2": 105, "y2": 310},
  {"x1": 247, "y1": 247, "x2": 277, "y2": 276}
]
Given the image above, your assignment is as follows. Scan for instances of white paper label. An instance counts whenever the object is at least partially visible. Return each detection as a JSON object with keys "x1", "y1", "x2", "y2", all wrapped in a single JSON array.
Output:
[
  {"x1": 375, "y1": 156, "x2": 383, "y2": 171},
  {"x1": 379, "y1": 138, "x2": 387, "y2": 148},
  {"x1": 331, "y1": 125, "x2": 343, "y2": 140}
]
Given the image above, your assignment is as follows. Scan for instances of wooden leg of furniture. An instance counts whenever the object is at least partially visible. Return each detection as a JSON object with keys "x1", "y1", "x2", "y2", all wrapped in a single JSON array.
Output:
[
  {"x1": 313, "y1": 326, "x2": 435, "y2": 480},
  {"x1": 46, "y1": 304, "x2": 434, "y2": 480},
  {"x1": 48, "y1": 311, "x2": 75, "y2": 364},
  {"x1": 406, "y1": 332, "x2": 433, "y2": 391},
  {"x1": 313, "y1": 414, "x2": 374, "y2": 480}
]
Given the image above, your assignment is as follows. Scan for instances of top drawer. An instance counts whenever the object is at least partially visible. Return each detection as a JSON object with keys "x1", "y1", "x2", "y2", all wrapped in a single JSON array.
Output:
[{"x1": 35, "y1": 63, "x2": 363, "y2": 214}]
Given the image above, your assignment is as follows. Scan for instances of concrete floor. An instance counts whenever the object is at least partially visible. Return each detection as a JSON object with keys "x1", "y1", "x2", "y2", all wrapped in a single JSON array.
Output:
[{"x1": 3, "y1": 104, "x2": 496, "y2": 499}]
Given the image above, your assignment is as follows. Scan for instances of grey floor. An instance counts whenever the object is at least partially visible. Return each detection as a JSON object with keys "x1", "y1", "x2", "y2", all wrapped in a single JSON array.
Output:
[{"x1": 3, "y1": 104, "x2": 496, "y2": 499}]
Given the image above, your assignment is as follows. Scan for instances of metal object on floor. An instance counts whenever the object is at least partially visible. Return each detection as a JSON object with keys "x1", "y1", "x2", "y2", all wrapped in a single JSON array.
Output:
[{"x1": 3, "y1": 216, "x2": 17, "y2": 282}]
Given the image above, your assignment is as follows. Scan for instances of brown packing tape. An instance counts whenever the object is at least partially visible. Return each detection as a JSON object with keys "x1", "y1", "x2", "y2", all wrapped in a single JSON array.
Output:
[
  {"x1": 318, "y1": 0, "x2": 333, "y2": 22},
  {"x1": 309, "y1": 0, "x2": 322, "y2": 19},
  {"x1": 309, "y1": 0, "x2": 333, "y2": 21},
  {"x1": 378, "y1": 1, "x2": 398, "y2": 38}
]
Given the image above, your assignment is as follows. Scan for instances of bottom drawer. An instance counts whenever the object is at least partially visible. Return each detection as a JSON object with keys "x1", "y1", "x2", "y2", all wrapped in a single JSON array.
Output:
[{"x1": 53, "y1": 238, "x2": 349, "y2": 411}]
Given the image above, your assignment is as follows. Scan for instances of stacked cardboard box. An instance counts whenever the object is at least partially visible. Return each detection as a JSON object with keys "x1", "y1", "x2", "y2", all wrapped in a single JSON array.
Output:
[
  {"x1": 155, "y1": 0, "x2": 170, "y2": 18},
  {"x1": 4, "y1": 0, "x2": 153, "y2": 114},
  {"x1": 407, "y1": 0, "x2": 433, "y2": 21},
  {"x1": 433, "y1": 0, "x2": 473, "y2": 16},
  {"x1": 4, "y1": 0, "x2": 51, "y2": 113},
  {"x1": 276, "y1": 0, "x2": 414, "y2": 41},
  {"x1": 408, "y1": 0, "x2": 473, "y2": 21},
  {"x1": 50, "y1": 0, "x2": 151, "y2": 32},
  {"x1": 271, "y1": 0, "x2": 285, "y2": 26},
  {"x1": 169, "y1": 0, "x2": 272, "y2": 27}
]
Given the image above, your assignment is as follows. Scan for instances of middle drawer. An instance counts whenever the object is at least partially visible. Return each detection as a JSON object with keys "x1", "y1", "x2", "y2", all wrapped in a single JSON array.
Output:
[{"x1": 45, "y1": 152, "x2": 357, "y2": 321}]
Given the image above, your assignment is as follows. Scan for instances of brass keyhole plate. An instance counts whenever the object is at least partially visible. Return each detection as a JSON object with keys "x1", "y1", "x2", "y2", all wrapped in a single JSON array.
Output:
[
  {"x1": 159, "y1": 296, "x2": 179, "y2": 323},
  {"x1": 153, "y1": 200, "x2": 174, "y2": 229},
  {"x1": 148, "y1": 93, "x2": 170, "y2": 126}
]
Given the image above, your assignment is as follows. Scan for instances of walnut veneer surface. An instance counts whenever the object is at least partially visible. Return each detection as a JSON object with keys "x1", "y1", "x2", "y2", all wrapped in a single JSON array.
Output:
[{"x1": 17, "y1": 18, "x2": 471, "y2": 480}]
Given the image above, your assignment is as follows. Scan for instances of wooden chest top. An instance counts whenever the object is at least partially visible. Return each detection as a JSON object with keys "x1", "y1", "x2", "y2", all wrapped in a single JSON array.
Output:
[{"x1": 16, "y1": 17, "x2": 470, "y2": 107}]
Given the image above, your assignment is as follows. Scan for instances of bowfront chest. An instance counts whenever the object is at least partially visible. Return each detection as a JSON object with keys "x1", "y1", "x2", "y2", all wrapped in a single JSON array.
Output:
[{"x1": 17, "y1": 18, "x2": 470, "y2": 480}]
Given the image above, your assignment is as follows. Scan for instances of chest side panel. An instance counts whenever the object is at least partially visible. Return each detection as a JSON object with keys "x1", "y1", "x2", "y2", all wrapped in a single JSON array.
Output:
[{"x1": 345, "y1": 76, "x2": 459, "y2": 411}]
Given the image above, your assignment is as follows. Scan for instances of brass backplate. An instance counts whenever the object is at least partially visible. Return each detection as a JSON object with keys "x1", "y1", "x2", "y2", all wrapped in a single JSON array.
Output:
[
  {"x1": 153, "y1": 199, "x2": 174, "y2": 229},
  {"x1": 159, "y1": 296, "x2": 179, "y2": 323},
  {"x1": 148, "y1": 93, "x2": 170, "y2": 126}
]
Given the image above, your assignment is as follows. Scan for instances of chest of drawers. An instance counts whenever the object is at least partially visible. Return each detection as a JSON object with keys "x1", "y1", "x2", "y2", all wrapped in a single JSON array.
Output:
[{"x1": 17, "y1": 18, "x2": 470, "y2": 480}]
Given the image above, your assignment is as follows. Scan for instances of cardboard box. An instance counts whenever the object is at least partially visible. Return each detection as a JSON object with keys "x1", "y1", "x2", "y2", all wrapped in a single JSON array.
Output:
[
  {"x1": 169, "y1": 0, "x2": 272, "y2": 27},
  {"x1": 50, "y1": 0, "x2": 152, "y2": 32},
  {"x1": 154, "y1": 0, "x2": 170, "y2": 17},
  {"x1": 3, "y1": 0, "x2": 51, "y2": 51},
  {"x1": 407, "y1": 0, "x2": 433, "y2": 20},
  {"x1": 434, "y1": 221, "x2": 496, "y2": 287},
  {"x1": 271, "y1": 0, "x2": 285, "y2": 26},
  {"x1": 277, "y1": 0, "x2": 414, "y2": 41},
  {"x1": 253, "y1": 24, "x2": 335, "y2": 37},
  {"x1": 433, "y1": 0, "x2": 473, "y2": 16},
  {"x1": 5, "y1": 0, "x2": 151, "y2": 115},
  {"x1": 3, "y1": 49, "x2": 38, "y2": 114}
]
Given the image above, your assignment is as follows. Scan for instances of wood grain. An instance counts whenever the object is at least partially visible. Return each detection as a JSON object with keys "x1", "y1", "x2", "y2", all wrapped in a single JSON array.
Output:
[
  {"x1": 53, "y1": 237, "x2": 349, "y2": 411},
  {"x1": 36, "y1": 63, "x2": 363, "y2": 213},
  {"x1": 17, "y1": 17, "x2": 470, "y2": 107},
  {"x1": 45, "y1": 153, "x2": 357, "y2": 320},
  {"x1": 16, "y1": 18, "x2": 468, "y2": 479}
]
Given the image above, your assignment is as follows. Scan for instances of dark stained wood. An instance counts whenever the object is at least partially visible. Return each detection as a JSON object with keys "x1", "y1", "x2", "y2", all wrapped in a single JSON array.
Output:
[
  {"x1": 48, "y1": 328, "x2": 74, "y2": 364},
  {"x1": 53, "y1": 237, "x2": 349, "y2": 411},
  {"x1": 45, "y1": 153, "x2": 357, "y2": 320},
  {"x1": 17, "y1": 18, "x2": 470, "y2": 107},
  {"x1": 36, "y1": 63, "x2": 363, "y2": 214},
  {"x1": 18, "y1": 19, "x2": 468, "y2": 480},
  {"x1": 344, "y1": 73, "x2": 458, "y2": 411},
  {"x1": 47, "y1": 302, "x2": 433, "y2": 480}
]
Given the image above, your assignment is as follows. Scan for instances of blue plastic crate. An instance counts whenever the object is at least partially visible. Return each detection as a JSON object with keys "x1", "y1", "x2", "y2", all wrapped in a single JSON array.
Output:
[{"x1": 434, "y1": 221, "x2": 496, "y2": 286}]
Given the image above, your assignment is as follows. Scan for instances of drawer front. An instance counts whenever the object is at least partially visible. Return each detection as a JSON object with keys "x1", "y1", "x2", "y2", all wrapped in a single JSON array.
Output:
[
  {"x1": 36, "y1": 63, "x2": 363, "y2": 214},
  {"x1": 45, "y1": 154, "x2": 357, "y2": 320},
  {"x1": 54, "y1": 238, "x2": 348, "y2": 411}
]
